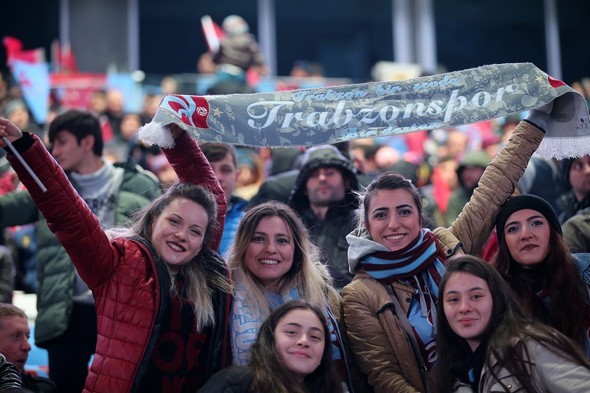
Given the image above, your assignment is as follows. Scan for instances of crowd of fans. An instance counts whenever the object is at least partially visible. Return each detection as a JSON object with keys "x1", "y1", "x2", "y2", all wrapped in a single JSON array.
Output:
[{"x1": 0, "y1": 15, "x2": 589, "y2": 392}]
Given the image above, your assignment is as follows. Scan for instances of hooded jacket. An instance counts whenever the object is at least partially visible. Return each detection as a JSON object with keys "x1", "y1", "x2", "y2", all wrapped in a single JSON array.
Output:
[
  {"x1": 288, "y1": 145, "x2": 359, "y2": 288},
  {"x1": 343, "y1": 121, "x2": 544, "y2": 393},
  {"x1": 7, "y1": 132, "x2": 231, "y2": 393}
]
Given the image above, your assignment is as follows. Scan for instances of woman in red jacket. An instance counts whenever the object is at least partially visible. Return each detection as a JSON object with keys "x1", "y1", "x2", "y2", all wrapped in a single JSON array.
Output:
[{"x1": 0, "y1": 117, "x2": 231, "y2": 393}]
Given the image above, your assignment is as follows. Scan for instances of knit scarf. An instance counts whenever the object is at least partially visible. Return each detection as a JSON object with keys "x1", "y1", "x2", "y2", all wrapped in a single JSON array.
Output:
[
  {"x1": 451, "y1": 342, "x2": 486, "y2": 391},
  {"x1": 138, "y1": 63, "x2": 590, "y2": 161},
  {"x1": 70, "y1": 160, "x2": 124, "y2": 229},
  {"x1": 360, "y1": 228, "x2": 445, "y2": 368},
  {"x1": 231, "y1": 286, "x2": 299, "y2": 365}
]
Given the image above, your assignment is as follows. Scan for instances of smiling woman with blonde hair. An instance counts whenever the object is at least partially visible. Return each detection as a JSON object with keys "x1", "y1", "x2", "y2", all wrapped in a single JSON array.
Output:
[
  {"x1": 225, "y1": 201, "x2": 365, "y2": 392},
  {"x1": 0, "y1": 118, "x2": 231, "y2": 392}
]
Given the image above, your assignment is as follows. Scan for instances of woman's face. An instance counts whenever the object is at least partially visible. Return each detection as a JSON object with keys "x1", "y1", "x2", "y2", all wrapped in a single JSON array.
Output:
[
  {"x1": 367, "y1": 189, "x2": 422, "y2": 251},
  {"x1": 244, "y1": 216, "x2": 295, "y2": 291},
  {"x1": 503, "y1": 209, "x2": 551, "y2": 267},
  {"x1": 443, "y1": 272, "x2": 493, "y2": 351},
  {"x1": 275, "y1": 309, "x2": 325, "y2": 377},
  {"x1": 151, "y1": 197, "x2": 208, "y2": 273}
]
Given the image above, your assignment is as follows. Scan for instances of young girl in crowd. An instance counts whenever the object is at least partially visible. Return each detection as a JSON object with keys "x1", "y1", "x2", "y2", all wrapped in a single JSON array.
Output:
[
  {"x1": 493, "y1": 194, "x2": 590, "y2": 355},
  {"x1": 436, "y1": 254, "x2": 590, "y2": 392},
  {"x1": 342, "y1": 116, "x2": 546, "y2": 392},
  {"x1": 225, "y1": 201, "x2": 363, "y2": 392},
  {"x1": 0, "y1": 118, "x2": 231, "y2": 392},
  {"x1": 199, "y1": 300, "x2": 344, "y2": 393}
]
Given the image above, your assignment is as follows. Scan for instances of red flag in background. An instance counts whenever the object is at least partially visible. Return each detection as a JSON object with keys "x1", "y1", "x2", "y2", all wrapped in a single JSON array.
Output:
[
  {"x1": 4, "y1": 36, "x2": 44, "y2": 64},
  {"x1": 51, "y1": 40, "x2": 78, "y2": 73},
  {"x1": 201, "y1": 15, "x2": 224, "y2": 53},
  {"x1": 49, "y1": 39, "x2": 105, "y2": 110},
  {"x1": 60, "y1": 42, "x2": 77, "y2": 73}
]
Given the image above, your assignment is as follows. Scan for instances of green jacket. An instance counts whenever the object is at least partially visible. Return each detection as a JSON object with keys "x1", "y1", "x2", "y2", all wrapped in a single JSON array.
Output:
[
  {"x1": 563, "y1": 207, "x2": 590, "y2": 253},
  {"x1": 0, "y1": 162, "x2": 161, "y2": 346}
]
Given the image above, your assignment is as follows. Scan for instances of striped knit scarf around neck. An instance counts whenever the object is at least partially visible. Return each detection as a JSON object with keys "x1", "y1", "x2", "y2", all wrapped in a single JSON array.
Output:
[
  {"x1": 361, "y1": 228, "x2": 445, "y2": 323},
  {"x1": 361, "y1": 229, "x2": 445, "y2": 368}
]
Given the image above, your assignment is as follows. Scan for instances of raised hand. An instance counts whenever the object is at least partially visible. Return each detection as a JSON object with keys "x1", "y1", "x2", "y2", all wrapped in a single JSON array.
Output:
[
  {"x1": 0, "y1": 116, "x2": 47, "y2": 192},
  {"x1": 168, "y1": 123, "x2": 185, "y2": 140},
  {"x1": 0, "y1": 117, "x2": 24, "y2": 147}
]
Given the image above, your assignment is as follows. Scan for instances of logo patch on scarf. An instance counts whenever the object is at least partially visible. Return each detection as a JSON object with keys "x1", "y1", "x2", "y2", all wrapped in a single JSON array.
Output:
[{"x1": 166, "y1": 94, "x2": 210, "y2": 129}]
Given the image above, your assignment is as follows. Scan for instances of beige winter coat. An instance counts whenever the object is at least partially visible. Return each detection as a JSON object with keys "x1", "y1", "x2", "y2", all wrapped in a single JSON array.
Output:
[{"x1": 343, "y1": 121, "x2": 545, "y2": 393}]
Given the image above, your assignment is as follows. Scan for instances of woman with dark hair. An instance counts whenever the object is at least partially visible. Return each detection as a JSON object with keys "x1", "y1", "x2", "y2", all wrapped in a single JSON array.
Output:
[
  {"x1": 0, "y1": 117, "x2": 231, "y2": 392},
  {"x1": 199, "y1": 300, "x2": 343, "y2": 393},
  {"x1": 342, "y1": 115, "x2": 547, "y2": 392},
  {"x1": 225, "y1": 201, "x2": 363, "y2": 392},
  {"x1": 492, "y1": 193, "x2": 590, "y2": 355},
  {"x1": 436, "y1": 254, "x2": 590, "y2": 392}
]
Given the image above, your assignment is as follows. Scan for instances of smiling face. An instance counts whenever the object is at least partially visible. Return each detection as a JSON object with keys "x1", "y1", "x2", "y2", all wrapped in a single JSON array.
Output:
[
  {"x1": 367, "y1": 189, "x2": 422, "y2": 251},
  {"x1": 275, "y1": 309, "x2": 325, "y2": 377},
  {"x1": 443, "y1": 272, "x2": 493, "y2": 351},
  {"x1": 151, "y1": 197, "x2": 209, "y2": 273},
  {"x1": 244, "y1": 216, "x2": 295, "y2": 291},
  {"x1": 503, "y1": 209, "x2": 551, "y2": 267},
  {"x1": 0, "y1": 315, "x2": 31, "y2": 373}
]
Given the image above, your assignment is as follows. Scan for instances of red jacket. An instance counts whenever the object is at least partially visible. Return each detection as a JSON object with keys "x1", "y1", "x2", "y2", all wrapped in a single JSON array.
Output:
[{"x1": 7, "y1": 132, "x2": 231, "y2": 393}]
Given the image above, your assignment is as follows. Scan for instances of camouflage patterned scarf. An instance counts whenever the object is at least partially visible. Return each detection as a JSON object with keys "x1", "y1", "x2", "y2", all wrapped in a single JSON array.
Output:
[{"x1": 139, "y1": 63, "x2": 590, "y2": 160}]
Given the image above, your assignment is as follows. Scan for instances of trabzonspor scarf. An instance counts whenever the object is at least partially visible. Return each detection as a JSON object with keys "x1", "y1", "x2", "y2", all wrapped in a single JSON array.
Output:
[
  {"x1": 138, "y1": 63, "x2": 590, "y2": 160},
  {"x1": 361, "y1": 228, "x2": 445, "y2": 369}
]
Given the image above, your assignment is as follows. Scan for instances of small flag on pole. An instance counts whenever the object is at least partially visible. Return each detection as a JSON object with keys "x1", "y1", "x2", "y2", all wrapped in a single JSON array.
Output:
[{"x1": 201, "y1": 15, "x2": 224, "y2": 53}]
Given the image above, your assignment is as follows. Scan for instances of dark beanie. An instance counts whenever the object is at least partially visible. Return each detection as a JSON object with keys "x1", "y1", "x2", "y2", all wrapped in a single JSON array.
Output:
[{"x1": 495, "y1": 194, "x2": 562, "y2": 243}]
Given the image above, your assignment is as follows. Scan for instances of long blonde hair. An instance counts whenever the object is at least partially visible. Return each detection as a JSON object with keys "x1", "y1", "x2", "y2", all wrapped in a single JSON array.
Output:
[
  {"x1": 117, "y1": 182, "x2": 229, "y2": 330},
  {"x1": 226, "y1": 201, "x2": 337, "y2": 315}
]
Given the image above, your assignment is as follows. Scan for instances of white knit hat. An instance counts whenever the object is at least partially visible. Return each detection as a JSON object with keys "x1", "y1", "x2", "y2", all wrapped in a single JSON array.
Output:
[{"x1": 222, "y1": 15, "x2": 249, "y2": 35}]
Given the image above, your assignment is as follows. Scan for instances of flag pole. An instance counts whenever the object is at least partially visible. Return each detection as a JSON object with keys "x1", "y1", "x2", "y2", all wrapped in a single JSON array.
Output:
[{"x1": 2, "y1": 137, "x2": 47, "y2": 192}]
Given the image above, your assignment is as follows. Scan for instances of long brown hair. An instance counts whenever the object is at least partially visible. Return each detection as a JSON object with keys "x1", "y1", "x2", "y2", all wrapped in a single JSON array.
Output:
[
  {"x1": 493, "y1": 222, "x2": 587, "y2": 344},
  {"x1": 250, "y1": 300, "x2": 343, "y2": 393},
  {"x1": 436, "y1": 255, "x2": 590, "y2": 393}
]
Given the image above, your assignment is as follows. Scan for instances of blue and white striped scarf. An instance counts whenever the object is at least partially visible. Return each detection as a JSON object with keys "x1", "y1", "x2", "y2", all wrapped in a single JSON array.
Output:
[{"x1": 361, "y1": 228, "x2": 445, "y2": 368}]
